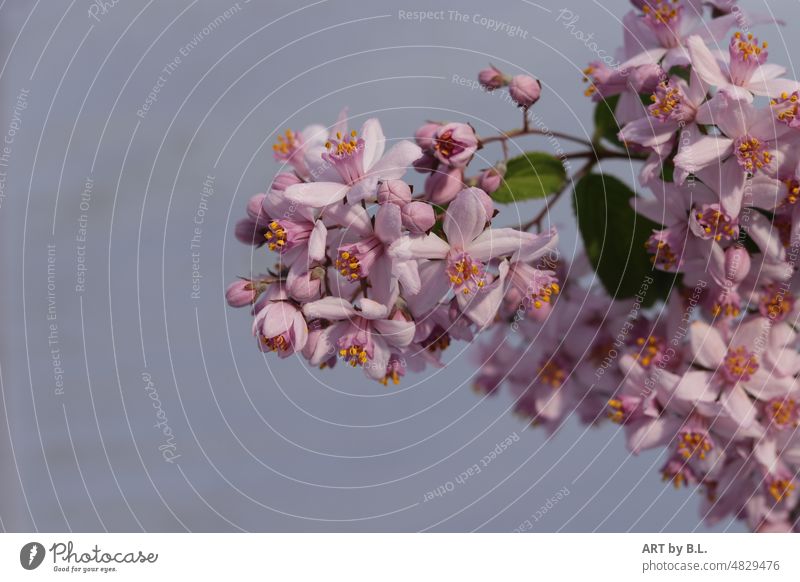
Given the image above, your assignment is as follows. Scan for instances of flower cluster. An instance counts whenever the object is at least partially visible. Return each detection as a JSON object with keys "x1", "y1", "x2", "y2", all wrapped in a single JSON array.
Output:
[
  {"x1": 475, "y1": 0, "x2": 800, "y2": 532},
  {"x1": 228, "y1": 111, "x2": 556, "y2": 386},
  {"x1": 228, "y1": 0, "x2": 800, "y2": 531}
]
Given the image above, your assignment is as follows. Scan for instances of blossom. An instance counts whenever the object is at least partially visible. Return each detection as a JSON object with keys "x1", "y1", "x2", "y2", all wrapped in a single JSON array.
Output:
[
  {"x1": 302, "y1": 296, "x2": 415, "y2": 382},
  {"x1": 390, "y1": 188, "x2": 535, "y2": 326},
  {"x1": 687, "y1": 33, "x2": 799, "y2": 102},
  {"x1": 285, "y1": 118, "x2": 422, "y2": 206}
]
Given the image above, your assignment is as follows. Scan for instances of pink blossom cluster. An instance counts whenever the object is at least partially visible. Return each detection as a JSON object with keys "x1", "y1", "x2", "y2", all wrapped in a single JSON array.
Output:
[
  {"x1": 228, "y1": 0, "x2": 800, "y2": 531},
  {"x1": 227, "y1": 111, "x2": 557, "y2": 386},
  {"x1": 475, "y1": 0, "x2": 800, "y2": 531}
]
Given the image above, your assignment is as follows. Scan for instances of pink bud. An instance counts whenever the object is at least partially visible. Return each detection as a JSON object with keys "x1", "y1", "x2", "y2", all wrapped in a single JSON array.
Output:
[
  {"x1": 425, "y1": 166, "x2": 466, "y2": 206},
  {"x1": 377, "y1": 180, "x2": 412, "y2": 207},
  {"x1": 402, "y1": 201, "x2": 436, "y2": 233},
  {"x1": 478, "y1": 66, "x2": 506, "y2": 91},
  {"x1": 433, "y1": 122, "x2": 478, "y2": 168},
  {"x1": 725, "y1": 246, "x2": 751, "y2": 284},
  {"x1": 415, "y1": 122, "x2": 441, "y2": 150},
  {"x1": 508, "y1": 75, "x2": 541, "y2": 108},
  {"x1": 287, "y1": 272, "x2": 321, "y2": 302},
  {"x1": 478, "y1": 165, "x2": 505, "y2": 194},
  {"x1": 271, "y1": 172, "x2": 302, "y2": 192},
  {"x1": 246, "y1": 193, "x2": 267, "y2": 223},
  {"x1": 226, "y1": 279, "x2": 259, "y2": 307}
]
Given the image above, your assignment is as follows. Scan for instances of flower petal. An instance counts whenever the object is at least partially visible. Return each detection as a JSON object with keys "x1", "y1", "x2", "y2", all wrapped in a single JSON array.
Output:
[
  {"x1": 302, "y1": 296, "x2": 356, "y2": 320},
  {"x1": 285, "y1": 181, "x2": 349, "y2": 208},
  {"x1": 443, "y1": 188, "x2": 487, "y2": 250},
  {"x1": 686, "y1": 35, "x2": 729, "y2": 88},
  {"x1": 469, "y1": 228, "x2": 535, "y2": 262},
  {"x1": 389, "y1": 233, "x2": 450, "y2": 260},
  {"x1": 361, "y1": 118, "x2": 386, "y2": 171},
  {"x1": 689, "y1": 320, "x2": 727, "y2": 368},
  {"x1": 308, "y1": 219, "x2": 327, "y2": 262}
]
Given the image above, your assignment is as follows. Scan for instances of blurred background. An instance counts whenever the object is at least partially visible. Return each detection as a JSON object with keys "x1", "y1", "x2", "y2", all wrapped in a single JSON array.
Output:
[{"x1": 1, "y1": 0, "x2": 795, "y2": 532}]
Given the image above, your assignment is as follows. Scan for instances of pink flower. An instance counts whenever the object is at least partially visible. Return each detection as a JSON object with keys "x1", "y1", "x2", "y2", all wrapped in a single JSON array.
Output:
[
  {"x1": 302, "y1": 296, "x2": 415, "y2": 382},
  {"x1": 504, "y1": 228, "x2": 561, "y2": 316},
  {"x1": 331, "y1": 202, "x2": 420, "y2": 299},
  {"x1": 285, "y1": 119, "x2": 422, "y2": 206},
  {"x1": 433, "y1": 122, "x2": 478, "y2": 168},
  {"x1": 673, "y1": 92, "x2": 793, "y2": 216},
  {"x1": 687, "y1": 34, "x2": 800, "y2": 102},
  {"x1": 252, "y1": 300, "x2": 308, "y2": 357},
  {"x1": 390, "y1": 188, "x2": 533, "y2": 326},
  {"x1": 260, "y1": 190, "x2": 328, "y2": 262},
  {"x1": 622, "y1": 1, "x2": 740, "y2": 70},
  {"x1": 619, "y1": 70, "x2": 708, "y2": 155}
]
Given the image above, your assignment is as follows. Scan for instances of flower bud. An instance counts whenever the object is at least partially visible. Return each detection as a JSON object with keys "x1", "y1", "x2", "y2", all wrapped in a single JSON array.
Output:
[
  {"x1": 478, "y1": 66, "x2": 506, "y2": 91},
  {"x1": 413, "y1": 151, "x2": 439, "y2": 174},
  {"x1": 425, "y1": 166, "x2": 466, "y2": 206},
  {"x1": 478, "y1": 164, "x2": 505, "y2": 194},
  {"x1": 433, "y1": 122, "x2": 478, "y2": 168},
  {"x1": 725, "y1": 246, "x2": 751, "y2": 284},
  {"x1": 226, "y1": 279, "x2": 259, "y2": 307},
  {"x1": 402, "y1": 201, "x2": 436, "y2": 233},
  {"x1": 508, "y1": 75, "x2": 541, "y2": 108},
  {"x1": 377, "y1": 179, "x2": 412, "y2": 207},
  {"x1": 270, "y1": 172, "x2": 302, "y2": 192},
  {"x1": 415, "y1": 122, "x2": 441, "y2": 150}
]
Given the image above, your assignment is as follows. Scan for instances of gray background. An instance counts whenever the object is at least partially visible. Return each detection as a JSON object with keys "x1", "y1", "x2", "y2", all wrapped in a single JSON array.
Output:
[{"x1": 1, "y1": 0, "x2": 793, "y2": 532}]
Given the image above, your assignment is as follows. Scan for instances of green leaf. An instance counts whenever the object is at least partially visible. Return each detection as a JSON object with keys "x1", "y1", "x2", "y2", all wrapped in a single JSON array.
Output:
[
  {"x1": 491, "y1": 152, "x2": 567, "y2": 204},
  {"x1": 573, "y1": 173, "x2": 676, "y2": 306}
]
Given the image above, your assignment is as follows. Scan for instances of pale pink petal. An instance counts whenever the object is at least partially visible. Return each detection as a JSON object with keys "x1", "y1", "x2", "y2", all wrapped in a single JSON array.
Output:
[
  {"x1": 361, "y1": 118, "x2": 386, "y2": 171},
  {"x1": 671, "y1": 370, "x2": 719, "y2": 403},
  {"x1": 260, "y1": 302, "x2": 296, "y2": 339},
  {"x1": 469, "y1": 228, "x2": 535, "y2": 262},
  {"x1": 374, "y1": 202, "x2": 403, "y2": 245},
  {"x1": 457, "y1": 260, "x2": 508, "y2": 328},
  {"x1": 324, "y1": 201, "x2": 372, "y2": 235},
  {"x1": 689, "y1": 320, "x2": 727, "y2": 368},
  {"x1": 673, "y1": 134, "x2": 733, "y2": 174},
  {"x1": 302, "y1": 296, "x2": 356, "y2": 320},
  {"x1": 285, "y1": 181, "x2": 349, "y2": 208},
  {"x1": 627, "y1": 417, "x2": 675, "y2": 454},
  {"x1": 365, "y1": 140, "x2": 422, "y2": 180},
  {"x1": 308, "y1": 220, "x2": 327, "y2": 262},
  {"x1": 619, "y1": 116, "x2": 676, "y2": 149},
  {"x1": 686, "y1": 36, "x2": 729, "y2": 88},
  {"x1": 718, "y1": 157, "x2": 746, "y2": 217},
  {"x1": 290, "y1": 311, "x2": 309, "y2": 352},
  {"x1": 355, "y1": 298, "x2": 390, "y2": 320},
  {"x1": 405, "y1": 261, "x2": 451, "y2": 317},
  {"x1": 513, "y1": 228, "x2": 558, "y2": 262},
  {"x1": 389, "y1": 233, "x2": 449, "y2": 260},
  {"x1": 443, "y1": 188, "x2": 487, "y2": 250},
  {"x1": 364, "y1": 337, "x2": 391, "y2": 381},
  {"x1": 374, "y1": 319, "x2": 416, "y2": 348},
  {"x1": 394, "y1": 259, "x2": 421, "y2": 295}
]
